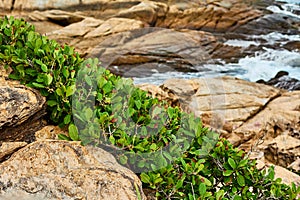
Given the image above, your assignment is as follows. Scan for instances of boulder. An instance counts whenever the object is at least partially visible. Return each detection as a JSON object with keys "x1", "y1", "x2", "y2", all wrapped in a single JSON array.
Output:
[
  {"x1": 156, "y1": 0, "x2": 263, "y2": 33},
  {"x1": 0, "y1": 77, "x2": 46, "y2": 142},
  {"x1": 0, "y1": 140, "x2": 146, "y2": 200},
  {"x1": 0, "y1": 142, "x2": 27, "y2": 162},
  {"x1": 84, "y1": 17, "x2": 145, "y2": 38},
  {"x1": 115, "y1": 1, "x2": 168, "y2": 25},
  {"x1": 88, "y1": 28, "x2": 240, "y2": 77}
]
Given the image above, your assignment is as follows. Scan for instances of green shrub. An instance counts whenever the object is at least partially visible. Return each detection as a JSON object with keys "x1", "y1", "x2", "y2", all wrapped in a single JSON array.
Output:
[
  {"x1": 0, "y1": 16, "x2": 83, "y2": 127},
  {"x1": 1, "y1": 16, "x2": 299, "y2": 199}
]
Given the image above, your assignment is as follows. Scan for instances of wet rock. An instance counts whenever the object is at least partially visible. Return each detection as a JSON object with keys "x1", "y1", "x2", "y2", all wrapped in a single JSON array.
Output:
[
  {"x1": 257, "y1": 71, "x2": 300, "y2": 91},
  {"x1": 234, "y1": 13, "x2": 300, "y2": 35},
  {"x1": 0, "y1": 140, "x2": 146, "y2": 200},
  {"x1": 0, "y1": 78, "x2": 46, "y2": 142}
]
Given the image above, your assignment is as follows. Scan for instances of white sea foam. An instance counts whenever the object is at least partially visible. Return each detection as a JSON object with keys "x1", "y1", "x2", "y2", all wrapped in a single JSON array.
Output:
[{"x1": 133, "y1": 48, "x2": 300, "y2": 85}]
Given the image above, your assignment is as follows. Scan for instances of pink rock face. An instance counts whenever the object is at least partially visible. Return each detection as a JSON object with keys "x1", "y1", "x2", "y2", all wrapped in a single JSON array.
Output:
[{"x1": 0, "y1": 140, "x2": 146, "y2": 200}]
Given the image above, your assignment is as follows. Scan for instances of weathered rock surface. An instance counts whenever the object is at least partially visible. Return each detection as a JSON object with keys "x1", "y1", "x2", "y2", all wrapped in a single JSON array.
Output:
[
  {"x1": 0, "y1": 140, "x2": 146, "y2": 200},
  {"x1": 0, "y1": 142, "x2": 27, "y2": 162},
  {"x1": 138, "y1": 76, "x2": 300, "y2": 171},
  {"x1": 0, "y1": 77, "x2": 46, "y2": 142},
  {"x1": 88, "y1": 28, "x2": 241, "y2": 77}
]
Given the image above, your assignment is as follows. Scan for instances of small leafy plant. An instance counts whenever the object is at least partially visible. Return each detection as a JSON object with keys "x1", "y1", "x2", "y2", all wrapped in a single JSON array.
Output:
[
  {"x1": 1, "y1": 16, "x2": 299, "y2": 199},
  {"x1": 0, "y1": 16, "x2": 83, "y2": 127}
]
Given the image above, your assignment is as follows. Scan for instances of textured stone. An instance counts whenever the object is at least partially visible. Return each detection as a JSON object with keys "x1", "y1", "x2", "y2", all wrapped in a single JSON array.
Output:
[
  {"x1": 0, "y1": 78, "x2": 46, "y2": 142},
  {"x1": 49, "y1": 17, "x2": 104, "y2": 37},
  {"x1": 274, "y1": 165, "x2": 300, "y2": 186},
  {"x1": 84, "y1": 17, "x2": 144, "y2": 38},
  {"x1": 35, "y1": 125, "x2": 68, "y2": 141},
  {"x1": 88, "y1": 28, "x2": 231, "y2": 77},
  {"x1": 0, "y1": 142, "x2": 27, "y2": 162},
  {"x1": 115, "y1": 1, "x2": 168, "y2": 25},
  {"x1": 0, "y1": 140, "x2": 146, "y2": 200}
]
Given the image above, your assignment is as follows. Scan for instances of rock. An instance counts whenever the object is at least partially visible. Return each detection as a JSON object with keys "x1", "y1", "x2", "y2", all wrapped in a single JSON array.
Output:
[
  {"x1": 48, "y1": 17, "x2": 104, "y2": 37},
  {"x1": 158, "y1": 76, "x2": 280, "y2": 131},
  {"x1": 234, "y1": 13, "x2": 300, "y2": 35},
  {"x1": 263, "y1": 134, "x2": 300, "y2": 168},
  {"x1": 29, "y1": 10, "x2": 86, "y2": 26},
  {"x1": 0, "y1": 78, "x2": 46, "y2": 142},
  {"x1": 0, "y1": 140, "x2": 146, "y2": 200},
  {"x1": 35, "y1": 125, "x2": 68, "y2": 141},
  {"x1": 288, "y1": 159, "x2": 300, "y2": 172},
  {"x1": 235, "y1": 91, "x2": 300, "y2": 167},
  {"x1": 274, "y1": 165, "x2": 300, "y2": 186},
  {"x1": 156, "y1": 0, "x2": 262, "y2": 33},
  {"x1": 88, "y1": 28, "x2": 239, "y2": 77},
  {"x1": 84, "y1": 17, "x2": 145, "y2": 38},
  {"x1": 0, "y1": 142, "x2": 27, "y2": 162},
  {"x1": 257, "y1": 71, "x2": 300, "y2": 91},
  {"x1": 115, "y1": 1, "x2": 168, "y2": 25}
]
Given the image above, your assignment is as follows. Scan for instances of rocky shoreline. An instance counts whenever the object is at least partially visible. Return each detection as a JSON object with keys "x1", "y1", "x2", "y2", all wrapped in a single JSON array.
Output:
[{"x1": 0, "y1": 0, "x2": 300, "y2": 199}]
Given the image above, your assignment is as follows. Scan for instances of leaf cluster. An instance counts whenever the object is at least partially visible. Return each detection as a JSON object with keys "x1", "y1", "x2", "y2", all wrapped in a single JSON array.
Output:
[
  {"x1": 1, "y1": 16, "x2": 299, "y2": 199},
  {"x1": 0, "y1": 16, "x2": 83, "y2": 126}
]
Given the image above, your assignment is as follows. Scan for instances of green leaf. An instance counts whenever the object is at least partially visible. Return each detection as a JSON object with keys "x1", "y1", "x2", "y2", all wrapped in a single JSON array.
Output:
[
  {"x1": 66, "y1": 85, "x2": 75, "y2": 97},
  {"x1": 47, "y1": 100, "x2": 57, "y2": 107},
  {"x1": 223, "y1": 170, "x2": 233, "y2": 176},
  {"x1": 199, "y1": 183, "x2": 206, "y2": 196},
  {"x1": 64, "y1": 114, "x2": 71, "y2": 124},
  {"x1": 56, "y1": 88, "x2": 63, "y2": 96},
  {"x1": 119, "y1": 155, "x2": 128, "y2": 165},
  {"x1": 215, "y1": 190, "x2": 224, "y2": 200},
  {"x1": 32, "y1": 82, "x2": 45, "y2": 88},
  {"x1": 233, "y1": 195, "x2": 242, "y2": 200},
  {"x1": 135, "y1": 100, "x2": 142, "y2": 110},
  {"x1": 27, "y1": 31, "x2": 35, "y2": 41},
  {"x1": 167, "y1": 107, "x2": 174, "y2": 118},
  {"x1": 58, "y1": 134, "x2": 71, "y2": 141},
  {"x1": 237, "y1": 159, "x2": 248, "y2": 168},
  {"x1": 237, "y1": 174, "x2": 245, "y2": 187},
  {"x1": 150, "y1": 143, "x2": 157, "y2": 151},
  {"x1": 140, "y1": 173, "x2": 151, "y2": 184},
  {"x1": 228, "y1": 158, "x2": 237, "y2": 169},
  {"x1": 45, "y1": 74, "x2": 53, "y2": 86},
  {"x1": 68, "y1": 124, "x2": 79, "y2": 141}
]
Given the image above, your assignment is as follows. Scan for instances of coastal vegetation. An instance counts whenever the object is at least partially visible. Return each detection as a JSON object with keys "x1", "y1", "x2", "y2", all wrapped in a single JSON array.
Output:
[{"x1": 0, "y1": 16, "x2": 299, "y2": 199}]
